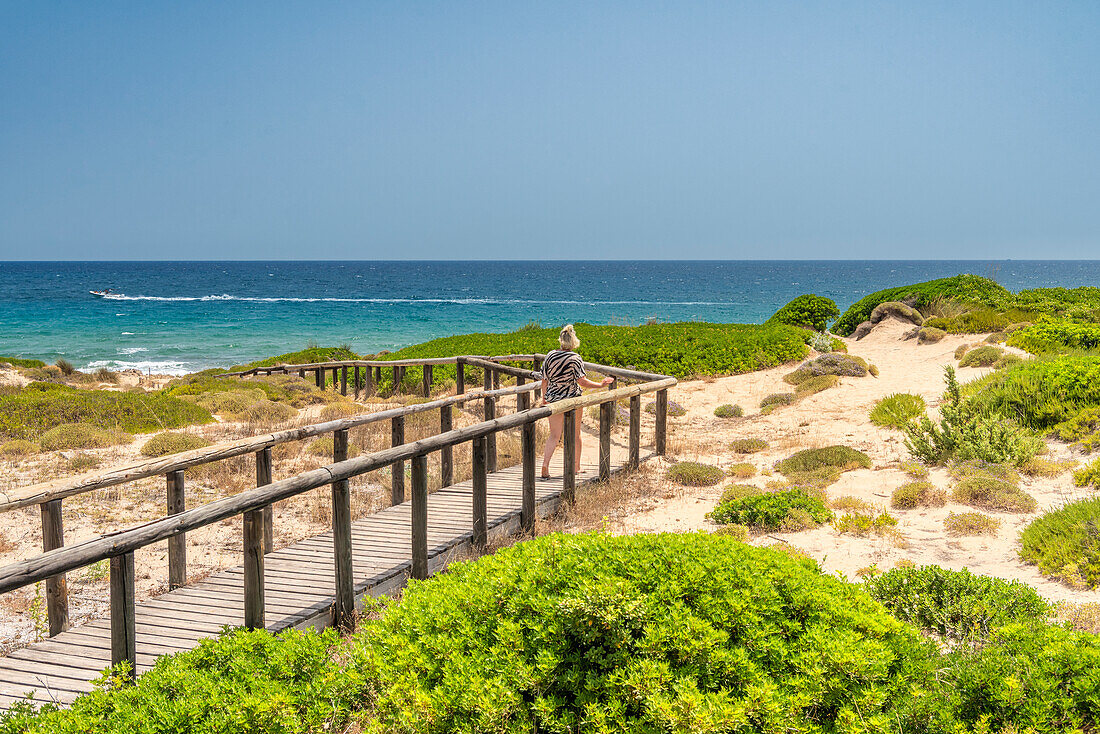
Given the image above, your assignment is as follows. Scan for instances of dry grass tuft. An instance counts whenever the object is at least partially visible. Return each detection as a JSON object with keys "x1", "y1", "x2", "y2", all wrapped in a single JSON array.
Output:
[{"x1": 944, "y1": 511, "x2": 1001, "y2": 536}]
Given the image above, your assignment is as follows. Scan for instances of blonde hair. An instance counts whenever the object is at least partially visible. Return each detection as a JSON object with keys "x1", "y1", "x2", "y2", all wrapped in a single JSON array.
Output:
[{"x1": 559, "y1": 323, "x2": 580, "y2": 350}]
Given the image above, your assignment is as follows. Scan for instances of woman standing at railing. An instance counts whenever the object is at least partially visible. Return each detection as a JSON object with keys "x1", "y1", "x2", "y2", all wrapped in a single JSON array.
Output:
[{"x1": 537, "y1": 324, "x2": 613, "y2": 479}]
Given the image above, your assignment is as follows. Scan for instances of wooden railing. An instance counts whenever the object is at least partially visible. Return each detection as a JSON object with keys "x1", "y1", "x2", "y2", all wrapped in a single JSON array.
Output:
[{"x1": 0, "y1": 355, "x2": 674, "y2": 676}]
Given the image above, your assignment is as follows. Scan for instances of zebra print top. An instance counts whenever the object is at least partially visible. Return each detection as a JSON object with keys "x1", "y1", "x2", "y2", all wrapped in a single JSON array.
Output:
[{"x1": 538, "y1": 349, "x2": 586, "y2": 403}]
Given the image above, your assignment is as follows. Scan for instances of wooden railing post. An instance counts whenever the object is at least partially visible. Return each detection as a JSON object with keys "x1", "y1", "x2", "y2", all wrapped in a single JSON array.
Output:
[
  {"x1": 455, "y1": 357, "x2": 465, "y2": 394},
  {"x1": 109, "y1": 552, "x2": 136, "y2": 675},
  {"x1": 440, "y1": 405, "x2": 453, "y2": 487},
  {"x1": 243, "y1": 508, "x2": 265, "y2": 630},
  {"x1": 331, "y1": 368, "x2": 339, "y2": 392},
  {"x1": 472, "y1": 437, "x2": 488, "y2": 549},
  {"x1": 483, "y1": 366, "x2": 492, "y2": 393},
  {"x1": 340, "y1": 366, "x2": 348, "y2": 396},
  {"x1": 516, "y1": 376, "x2": 528, "y2": 411},
  {"x1": 166, "y1": 471, "x2": 186, "y2": 589},
  {"x1": 315, "y1": 369, "x2": 323, "y2": 389},
  {"x1": 629, "y1": 394, "x2": 641, "y2": 468},
  {"x1": 298, "y1": 368, "x2": 306, "y2": 380},
  {"x1": 256, "y1": 447, "x2": 273, "y2": 554},
  {"x1": 563, "y1": 409, "x2": 577, "y2": 503},
  {"x1": 374, "y1": 366, "x2": 382, "y2": 389},
  {"x1": 353, "y1": 366, "x2": 361, "y2": 398},
  {"x1": 599, "y1": 400, "x2": 612, "y2": 481},
  {"x1": 521, "y1": 418, "x2": 536, "y2": 531},
  {"x1": 422, "y1": 365, "x2": 432, "y2": 398},
  {"x1": 331, "y1": 429, "x2": 354, "y2": 629},
  {"x1": 411, "y1": 454, "x2": 428, "y2": 580},
  {"x1": 391, "y1": 415, "x2": 405, "y2": 504},
  {"x1": 40, "y1": 500, "x2": 69, "y2": 636},
  {"x1": 364, "y1": 364, "x2": 374, "y2": 395},
  {"x1": 655, "y1": 389, "x2": 668, "y2": 456},
  {"x1": 484, "y1": 394, "x2": 497, "y2": 472}
]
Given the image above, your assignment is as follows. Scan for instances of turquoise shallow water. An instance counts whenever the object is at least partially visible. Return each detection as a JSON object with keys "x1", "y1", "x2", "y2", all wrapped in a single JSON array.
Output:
[{"x1": 1, "y1": 261, "x2": 1097, "y2": 374}]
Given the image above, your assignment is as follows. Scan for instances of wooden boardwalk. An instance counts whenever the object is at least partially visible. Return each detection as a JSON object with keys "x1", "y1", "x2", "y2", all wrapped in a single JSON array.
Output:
[{"x1": 0, "y1": 438, "x2": 636, "y2": 710}]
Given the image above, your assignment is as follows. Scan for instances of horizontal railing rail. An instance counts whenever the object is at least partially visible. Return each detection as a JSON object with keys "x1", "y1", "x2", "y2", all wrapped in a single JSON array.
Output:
[{"x1": 0, "y1": 352, "x2": 675, "y2": 675}]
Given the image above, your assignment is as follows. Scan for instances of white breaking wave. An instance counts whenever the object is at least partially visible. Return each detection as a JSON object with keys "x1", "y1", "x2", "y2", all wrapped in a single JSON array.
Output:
[{"x1": 100, "y1": 294, "x2": 727, "y2": 306}]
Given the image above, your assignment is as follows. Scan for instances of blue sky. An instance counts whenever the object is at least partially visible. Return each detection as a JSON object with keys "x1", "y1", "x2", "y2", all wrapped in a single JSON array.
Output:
[{"x1": 1, "y1": 2, "x2": 1097, "y2": 260}]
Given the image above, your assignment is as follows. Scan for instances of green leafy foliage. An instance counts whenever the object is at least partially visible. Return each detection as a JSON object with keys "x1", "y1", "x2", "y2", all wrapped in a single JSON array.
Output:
[
  {"x1": 0, "y1": 384, "x2": 212, "y2": 441},
  {"x1": 906, "y1": 366, "x2": 1041, "y2": 466},
  {"x1": 666, "y1": 461, "x2": 724, "y2": 486},
  {"x1": 0, "y1": 628, "x2": 359, "y2": 734},
  {"x1": 950, "y1": 463, "x2": 1037, "y2": 513},
  {"x1": 0, "y1": 356, "x2": 46, "y2": 369},
  {"x1": 1007, "y1": 319, "x2": 1100, "y2": 354},
  {"x1": 775, "y1": 445, "x2": 871, "y2": 475},
  {"x1": 834, "y1": 511, "x2": 898, "y2": 536},
  {"x1": 140, "y1": 432, "x2": 213, "y2": 457},
  {"x1": 834, "y1": 275, "x2": 1012, "y2": 336},
  {"x1": 864, "y1": 566, "x2": 1052, "y2": 643},
  {"x1": 383, "y1": 321, "x2": 809, "y2": 380},
  {"x1": 233, "y1": 345, "x2": 361, "y2": 370},
  {"x1": 708, "y1": 488, "x2": 832, "y2": 529},
  {"x1": 965, "y1": 354, "x2": 1100, "y2": 433},
  {"x1": 1073, "y1": 457, "x2": 1100, "y2": 488},
  {"x1": 1020, "y1": 498, "x2": 1100, "y2": 588},
  {"x1": 869, "y1": 393, "x2": 925, "y2": 429},
  {"x1": 957, "y1": 345, "x2": 1004, "y2": 367},
  {"x1": 767, "y1": 293, "x2": 840, "y2": 331}
]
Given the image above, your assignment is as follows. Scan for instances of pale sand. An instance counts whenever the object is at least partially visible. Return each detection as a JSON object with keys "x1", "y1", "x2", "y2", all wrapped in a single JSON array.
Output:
[{"x1": 609, "y1": 317, "x2": 1100, "y2": 605}]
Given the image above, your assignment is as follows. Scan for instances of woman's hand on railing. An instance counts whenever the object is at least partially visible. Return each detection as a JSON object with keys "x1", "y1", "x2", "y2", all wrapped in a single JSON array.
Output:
[{"x1": 601, "y1": 377, "x2": 614, "y2": 387}]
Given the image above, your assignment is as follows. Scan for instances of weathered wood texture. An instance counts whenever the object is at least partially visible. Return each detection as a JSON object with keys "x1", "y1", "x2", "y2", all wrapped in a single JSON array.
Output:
[{"x1": 0, "y1": 435, "x2": 636, "y2": 710}]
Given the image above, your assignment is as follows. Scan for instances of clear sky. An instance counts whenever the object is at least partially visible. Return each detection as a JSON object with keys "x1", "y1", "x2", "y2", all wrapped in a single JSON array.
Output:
[{"x1": 1, "y1": 2, "x2": 1097, "y2": 260}]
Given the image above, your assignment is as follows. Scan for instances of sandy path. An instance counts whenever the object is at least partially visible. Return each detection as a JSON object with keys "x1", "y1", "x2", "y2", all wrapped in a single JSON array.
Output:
[{"x1": 611, "y1": 318, "x2": 1100, "y2": 604}]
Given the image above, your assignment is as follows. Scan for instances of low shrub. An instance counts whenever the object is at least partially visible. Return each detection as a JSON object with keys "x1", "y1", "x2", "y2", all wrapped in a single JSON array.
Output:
[
  {"x1": 917, "y1": 326, "x2": 946, "y2": 344},
  {"x1": 67, "y1": 453, "x2": 101, "y2": 472},
  {"x1": 714, "y1": 484, "x2": 764, "y2": 503},
  {"x1": 869, "y1": 393, "x2": 925, "y2": 429},
  {"x1": 1020, "y1": 456, "x2": 1075, "y2": 478},
  {"x1": 834, "y1": 510, "x2": 898, "y2": 536},
  {"x1": 140, "y1": 432, "x2": 214, "y2": 458},
  {"x1": 759, "y1": 392, "x2": 794, "y2": 410},
  {"x1": 1072, "y1": 457, "x2": 1100, "y2": 488},
  {"x1": 944, "y1": 511, "x2": 1002, "y2": 536},
  {"x1": 92, "y1": 367, "x2": 119, "y2": 384},
  {"x1": 54, "y1": 359, "x2": 75, "y2": 376},
  {"x1": 0, "y1": 439, "x2": 39, "y2": 457},
  {"x1": 891, "y1": 481, "x2": 947, "y2": 509},
  {"x1": 708, "y1": 488, "x2": 832, "y2": 530},
  {"x1": 320, "y1": 401, "x2": 369, "y2": 420},
  {"x1": 726, "y1": 462, "x2": 756, "y2": 478},
  {"x1": 1020, "y1": 498, "x2": 1100, "y2": 588},
  {"x1": 773, "y1": 466, "x2": 844, "y2": 493},
  {"x1": 900, "y1": 461, "x2": 929, "y2": 479},
  {"x1": 954, "y1": 344, "x2": 971, "y2": 360},
  {"x1": 713, "y1": 403, "x2": 742, "y2": 418},
  {"x1": 870, "y1": 301, "x2": 923, "y2": 325},
  {"x1": 964, "y1": 354, "x2": 1100, "y2": 432},
  {"x1": 1007, "y1": 319, "x2": 1100, "y2": 354},
  {"x1": 766, "y1": 293, "x2": 840, "y2": 331},
  {"x1": 830, "y1": 495, "x2": 874, "y2": 512},
  {"x1": 991, "y1": 353, "x2": 1022, "y2": 370},
  {"x1": 775, "y1": 445, "x2": 871, "y2": 475},
  {"x1": 833, "y1": 274, "x2": 1012, "y2": 336},
  {"x1": 729, "y1": 438, "x2": 767, "y2": 453},
  {"x1": 666, "y1": 461, "x2": 724, "y2": 486},
  {"x1": 0, "y1": 384, "x2": 212, "y2": 440},
  {"x1": 793, "y1": 374, "x2": 838, "y2": 397},
  {"x1": 712, "y1": 523, "x2": 748, "y2": 541},
  {"x1": 864, "y1": 565, "x2": 1052, "y2": 643},
  {"x1": 644, "y1": 400, "x2": 686, "y2": 417},
  {"x1": 0, "y1": 355, "x2": 45, "y2": 369},
  {"x1": 236, "y1": 399, "x2": 298, "y2": 424},
  {"x1": 38, "y1": 423, "x2": 133, "y2": 451},
  {"x1": 785, "y1": 353, "x2": 868, "y2": 383},
  {"x1": 958, "y1": 345, "x2": 1004, "y2": 367},
  {"x1": 306, "y1": 436, "x2": 362, "y2": 459},
  {"x1": 951, "y1": 469, "x2": 1037, "y2": 513}
]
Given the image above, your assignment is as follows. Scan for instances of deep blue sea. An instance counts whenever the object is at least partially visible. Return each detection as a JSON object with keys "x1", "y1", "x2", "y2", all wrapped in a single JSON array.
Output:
[{"x1": 1, "y1": 261, "x2": 1098, "y2": 375}]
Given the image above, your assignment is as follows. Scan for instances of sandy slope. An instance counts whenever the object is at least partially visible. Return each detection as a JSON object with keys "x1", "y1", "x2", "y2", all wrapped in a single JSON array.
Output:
[{"x1": 611, "y1": 317, "x2": 1100, "y2": 604}]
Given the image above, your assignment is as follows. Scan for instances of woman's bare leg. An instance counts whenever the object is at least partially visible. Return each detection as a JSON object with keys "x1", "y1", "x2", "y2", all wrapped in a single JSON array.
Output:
[
  {"x1": 541, "y1": 412, "x2": 564, "y2": 477},
  {"x1": 574, "y1": 418, "x2": 583, "y2": 473}
]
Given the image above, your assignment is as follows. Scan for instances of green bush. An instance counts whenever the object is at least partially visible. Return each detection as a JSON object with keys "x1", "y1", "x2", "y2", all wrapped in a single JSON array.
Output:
[
  {"x1": 766, "y1": 293, "x2": 840, "y2": 331},
  {"x1": 991, "y1": 353, "x2": 1022, "y2": 369},
  {"x1": 0, "y1": 356, "x2": 45, "y2": 369},
  {"x1": 1020, "y1": 498, "x2": 1100, "y2": 588},
  {"x1": 234, "y1": 345, "x2": 361, "y2": 371},
  {"x1": 834, "y1": 510, "x2": 898, "y2": 536},
  {"x1": 759, "y1": 392, "x2": 794, "y2": 410},
  {"x1": 793, "y1": 374, "x2": 839, "y2": 397},
  {"x1": 0, "y1": 384, "x2": 212, "y2": 441},
  {"x1": 870, "y1": 301, "x2": 923, "y2": 325},
  {"x1": 891, "y1": 481, "x2": 946, "y2": 509},
  {"x1": 869, "y1": 393, "x2": 925, "y2": 429},
  {"x1": 644, "y1": 399, "x2": 686, "y2": 417},
  {"x1": 727, "y1": 462, "x2": 756, "y2": 478},
  {"x1": 917, "y1": 326, "x2": 945, "y2": 344},
  {"x1": 1007, "y1": 319, "x2": 1100, "y2": 354},
  {"x1": 784, "y1": 353, "x2": 869, "y2": 384},
  {"x1": 957, "y1": 345, "x2": 1004, "y2": 367},
  {"x1": 713, "y1": 403, "x2": 742, "y2": 418},
  {"x1": 864, "y1": 566, "x2": 1052, "y2": 643},
  {"x1": 712, "y1": 523, "x2": 748, "y2": 541},
  {"x1": 964, "y1": 354, "x2": 1100, "y2": 432},
  {"x1": 729, "y1": 438, "x2": 767, "y2": 453},
  {"x1": 709, "y1": 488, "x2": 832, "y2": 530},
  {"x1": 384, "y1": 321, "x2": 809, "y2": 381},
  {"x1": 714, "y1": 484, "x2": 764, "y2": 503},
  {"x1": 951, "y1": 467, "x2": 1037, "y2": 513},
  {"x1": 775, "y1": 445, "x2": 871, "y2": 475},
  {"x1": 349, "y1": 533, "x2": 934, "y2": 732},
  {"x1": 1073, "y1": 457, "x2": 1100, "y2": 488},
  {"x1": 666, "y1": 461, "x2": 724, "y2": 486},
  {"x1": 0, "y1": 627, "x2": 359, "y2": 734},
  {"x1": 834, "y1": 275, "x2": 1012, "y2": 336},
  {"x1": 237, "y1": 399, "x2": 298, "y2": 423},
  {"x1": 900, "y1": 461, "x2": 929, "y2": 479},
  {"x1": 38, "y1": 423, "x2": 133, "y2": 451},
  {"x1": 140, "y1": 432, "x2": 213, "y2": 457}
]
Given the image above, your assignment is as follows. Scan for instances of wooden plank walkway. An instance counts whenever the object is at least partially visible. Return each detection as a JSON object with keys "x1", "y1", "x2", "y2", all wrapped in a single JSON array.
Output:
[{"x1": 0, "y1": 437, "x2": 638, "y2": 710}]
